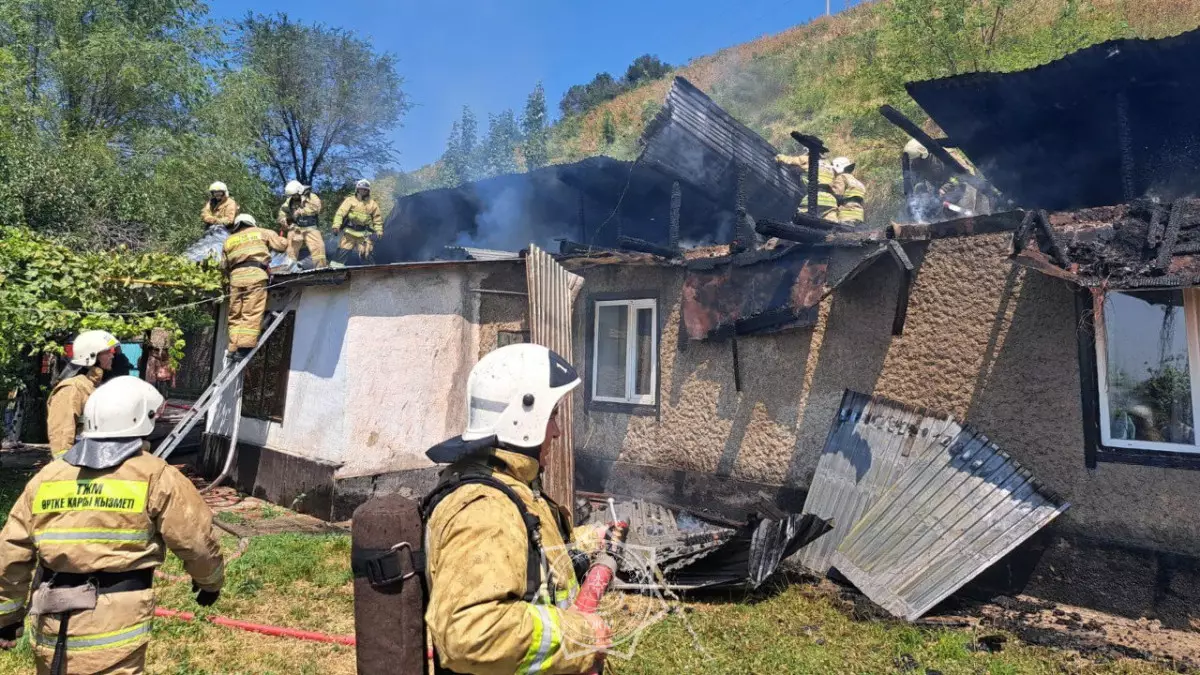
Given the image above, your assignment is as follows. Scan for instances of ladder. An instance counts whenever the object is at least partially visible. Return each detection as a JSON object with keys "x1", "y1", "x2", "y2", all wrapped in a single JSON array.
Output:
[{"x1": 154, "y1": 310, "x2": 289, "y2": 462}]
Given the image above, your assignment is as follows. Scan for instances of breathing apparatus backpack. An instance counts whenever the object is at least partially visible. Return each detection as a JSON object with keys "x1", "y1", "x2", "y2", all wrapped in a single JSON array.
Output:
[{"x1": 349, "y1": 470, "x2": 562, "y2": 675}]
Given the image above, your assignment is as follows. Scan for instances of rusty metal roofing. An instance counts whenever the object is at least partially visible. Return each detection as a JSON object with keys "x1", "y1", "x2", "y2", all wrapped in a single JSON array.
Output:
[
  {"x1": 796, "y1": 391, "x2": 963, "y2": 576},
  {"x1": 641, "y1": 76, "x2": 804, "y2": 223},
  {"x1": 906, "y1": 28, "x2": 1200, "y2": 211},
  {"x1": 830, "y1": 424, "x2": 1069, "y2": 620}
]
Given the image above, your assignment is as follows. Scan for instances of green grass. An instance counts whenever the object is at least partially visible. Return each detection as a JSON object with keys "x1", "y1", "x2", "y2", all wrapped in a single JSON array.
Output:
[{"x1": 0, "y1": 467, "x2": 34, "y2": 518}]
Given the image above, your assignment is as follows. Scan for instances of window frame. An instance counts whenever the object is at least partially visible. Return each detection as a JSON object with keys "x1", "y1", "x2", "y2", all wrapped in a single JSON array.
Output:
[
  {"x1": 589, "y1": 297, "x2": 659, "y2": 409},
  {"x1": 241, "y1": 311, "x2": 295, "y2": 424},
  {"x1": 1083, "y1": 287, "x2": 1200, "y2": 467}
]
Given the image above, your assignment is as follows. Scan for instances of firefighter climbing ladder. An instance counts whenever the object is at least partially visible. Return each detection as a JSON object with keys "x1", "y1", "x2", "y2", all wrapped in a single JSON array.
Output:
[{"x1": 154, "y1": 310, "x2": 289, "y2": 463}]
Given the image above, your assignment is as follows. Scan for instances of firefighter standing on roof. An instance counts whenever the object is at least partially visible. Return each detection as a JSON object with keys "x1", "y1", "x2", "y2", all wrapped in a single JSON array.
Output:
[
  {"x1": 0, "y1": 376, "x2": 224, "y2": 675},
  {"x1": 200, "y1": 182, "x2": 238, "y2": 229},
  {"x1": 277, "y1": 180, "x2": 326, "y2": 268},
  {"x1": 221, "y1": 213, "x2": 288, "y2": 357},
  {"x1": 424, "y1": 344, "x2": 610, "y2": 675},
  {"x1": 46, "y1": 331, "x2": 119, "y2": 459},
  {"x1": 774, "y1": 153, "x2": 840, "y2": 223},
  {"x1": 830, "y1": 156, "x2": 866, "y2": 227},
  {"x1": 331, "y1": 179, "x2": 383, "y2": 267}
]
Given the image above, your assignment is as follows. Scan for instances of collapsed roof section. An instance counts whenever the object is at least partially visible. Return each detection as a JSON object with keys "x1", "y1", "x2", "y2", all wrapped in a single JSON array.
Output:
[{"x1": 907, "y1": 28, "x2": 1200, "y2": 211}]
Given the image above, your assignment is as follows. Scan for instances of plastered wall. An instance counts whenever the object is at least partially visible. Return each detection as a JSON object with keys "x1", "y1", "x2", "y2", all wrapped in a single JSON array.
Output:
[{"x1": 572, "y1": 236, "x2": 1200, "y2": 558}]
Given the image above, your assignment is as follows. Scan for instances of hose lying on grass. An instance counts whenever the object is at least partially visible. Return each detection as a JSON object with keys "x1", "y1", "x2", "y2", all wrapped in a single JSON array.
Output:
[{"x1": 154, "y1": 608, "x2": 357, "y2": 646}]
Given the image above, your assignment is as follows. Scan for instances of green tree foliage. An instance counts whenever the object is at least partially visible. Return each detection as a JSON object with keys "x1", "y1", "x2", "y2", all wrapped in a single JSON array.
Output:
[
  {"x1": 460, "y1": 106, "x2": 479, "y2": 180},
  {"x1": 232, "y1": 13, "x2": 410, "y2": 190},
  {"x1": 0, "y1": 227, "x2": 223, "y2": 390},
  {"x1": 522, "y1": 82, "x2": 549, "y2": 171},
  {"x1": 481, "y1": 111, "x2": 520, "y2": 178},
  {"x1": 434, "y1": 106, "x2": 485, "y2": 187},
  {"x1": 602, "y1": 111, "x2": 617, "y2": 146},
  {"x1": 559, "y1": 54, "x2": 673, "y2": 117}
]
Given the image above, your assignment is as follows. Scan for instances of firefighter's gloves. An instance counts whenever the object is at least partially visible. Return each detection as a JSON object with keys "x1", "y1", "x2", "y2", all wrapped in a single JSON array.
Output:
[
  {"x1": 192, "y1": 582, "x2": 220, "y2": 607},
  {"x1": 0, "y1": 622, "x2": 21, "y2": 649}
]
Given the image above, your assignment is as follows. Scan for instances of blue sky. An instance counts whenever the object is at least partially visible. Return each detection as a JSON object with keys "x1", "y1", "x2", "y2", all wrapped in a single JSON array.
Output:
[{"x1": 207, "y1": 0, "x2": 830, "y2": 171}]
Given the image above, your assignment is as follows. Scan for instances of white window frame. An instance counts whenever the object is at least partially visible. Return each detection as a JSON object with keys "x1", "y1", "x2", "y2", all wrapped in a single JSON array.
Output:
[
  {"x1": 591, "y1": 299, "x2": 658, "y2": 406},
  {"x1": 1095, "y1": 288, "x2": 1200, "y2": 454}
]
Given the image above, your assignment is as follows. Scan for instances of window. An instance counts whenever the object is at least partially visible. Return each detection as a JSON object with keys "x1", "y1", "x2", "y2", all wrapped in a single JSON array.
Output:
[
  {"x1": 1095, "y1": 289, "x2": 1200, "y2": 454},
  {"x1": 592, "y1": 299, "x2": 657, "y2": 406},
  {"x1": 241, "y1": 312, "x2": 295, "y2": 423}
]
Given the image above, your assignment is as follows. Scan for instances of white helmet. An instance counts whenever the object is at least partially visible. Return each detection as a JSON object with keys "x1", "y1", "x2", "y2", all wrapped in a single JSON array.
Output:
[
  {"x1": 285, "y1": 180, "x2": 304, "y2": 196},
  {"x1": 69, "y1": 330, "x2": 119, "y2": 367},
  {"x1": 355, "y1": 179, "x2": 371, "y2": 191},
  {"x1": 903, "y1": 139, "x2": 929, "y2": 160},
  {"x1": 428, "y1": 344, "x2": 580, "y2": 462},
  {"x1": 832, "y1": 156, "x2": 855, "y2": 173},
  {"x1": 81, "y1": 376, "x2": 164, "y2": 439},
  {"x1": 208, "y1": 181, "x2": 229, "y2": 194},
  {"x1": 233, "y1": 213, "x2": 256, "y2": 229}
]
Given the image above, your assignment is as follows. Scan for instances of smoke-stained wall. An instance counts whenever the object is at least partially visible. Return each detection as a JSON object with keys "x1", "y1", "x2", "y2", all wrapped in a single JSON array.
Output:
[{"x1": 568, "y1": 235, "x2": 1200, "y2": 621}]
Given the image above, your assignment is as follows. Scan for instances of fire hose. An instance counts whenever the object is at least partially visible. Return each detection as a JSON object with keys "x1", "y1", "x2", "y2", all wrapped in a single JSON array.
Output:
[
  {"x1": 153, "y1": 608, "x2": 356, "y2": 646},
  {"x1": 571, "y1": 499, "x2": 630, "y2": 675}
]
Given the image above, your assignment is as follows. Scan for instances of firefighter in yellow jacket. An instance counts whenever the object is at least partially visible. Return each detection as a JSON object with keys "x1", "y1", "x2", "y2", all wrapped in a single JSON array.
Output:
[
  {"x1": 0, "y1": 376, "x2": 224, "y2": 674},
  {"x1": 200, "y1": 182, "x2": 238, "y2": 229},
  {"x1": 331, "y1": 179, "x2": 383, "y2": 268},
  {"x1": 830, "y1": 156, "x2": 866, "y2": 227},
  {"x1": 46, "y1": 331, "x2": 119, "y2": 459},
  {"x1": 424, "y1": 344, "x2": 609, "y2": 675},
  {"x1": 775, "y1": 153, "x2": 839, "y2": 223},
  {"x1": 222, "y1": 214, "x2": 288, "y2": 357},
  {"x1": 277, "y1": 180, "x2": 326, "y2": 268}
]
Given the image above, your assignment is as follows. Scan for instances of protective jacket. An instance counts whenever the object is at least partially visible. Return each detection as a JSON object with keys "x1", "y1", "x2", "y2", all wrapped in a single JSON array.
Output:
[
  {"x1": 276, "y1": 194, "x2": 323, "y2": 232},
  {"x1": 0, "y1": 441, "x2": 224, "y2": 673},
  {"x1": 776, "y1": 154, "x2": 839, "y2": 221},
  {"x1": 45, "y1": 368, "x2": 104, "y2": 458},
  {"x1": 201, "y1": 196, "x2": 238, "y2": 228},
  {"x1": 222, "y1": 227, "x2": 288, "y2": 288},
  {"x1": 333, "y1": 196, "x2": 383, "y2": 236},
  {"x1": 832, "y1": 171, "x2": 866, "y2": 225},
  {"x1": 425, "y1": 449, "x2": 601, "y2": 675}
]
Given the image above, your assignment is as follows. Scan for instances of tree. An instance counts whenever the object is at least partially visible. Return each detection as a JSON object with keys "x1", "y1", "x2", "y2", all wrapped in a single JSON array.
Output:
[
  {"x1": 459, "y1": 106, "x2": 479, "y2": 181},
  {"x1": 601, "y1": 111, "x2": 617, "y2": 146},
  {"x1": 233, "y1": 13, "x2": 410, "y2": 189},
  {"x1": 625, "y1": 54, "x2": 671, "y2": 87},
  {"x1": 481, "y1": 110, "x2": 520, "y2": 178},
  {"x1": 522, "y1": 82, "x2": 549, "y2": 171},
  {"x1": 559, "y1": 73, "x2": 622, "y2": 117}
]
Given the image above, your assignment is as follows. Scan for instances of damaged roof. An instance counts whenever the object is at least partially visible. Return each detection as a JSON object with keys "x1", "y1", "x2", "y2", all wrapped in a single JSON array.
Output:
[{"x1": 907, "y1": 28, "x2": 1200, "y2": 211}]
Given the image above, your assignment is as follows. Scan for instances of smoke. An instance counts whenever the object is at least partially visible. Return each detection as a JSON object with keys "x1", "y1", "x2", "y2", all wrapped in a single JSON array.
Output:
[{"x1": 183, "y1": 224, "x2": 299, "y2": 271}]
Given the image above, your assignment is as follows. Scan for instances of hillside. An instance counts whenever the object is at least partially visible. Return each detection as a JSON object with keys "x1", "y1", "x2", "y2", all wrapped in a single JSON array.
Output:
[{"x1": 542, "y1": 0, "x2": 1200, "y2": 226}]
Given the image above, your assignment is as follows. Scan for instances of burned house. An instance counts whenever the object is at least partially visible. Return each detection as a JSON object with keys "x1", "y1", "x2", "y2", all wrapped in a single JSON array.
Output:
[{"x1": 196, "y1": 29, "x2": 1200, "y2": 625}]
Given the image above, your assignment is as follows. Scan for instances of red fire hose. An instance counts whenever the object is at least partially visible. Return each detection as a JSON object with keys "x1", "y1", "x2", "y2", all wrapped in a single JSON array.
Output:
[
  {"x1": 571, "y1": 521, "x2": 629, "y2": 675},
  {"x1": 154, "y1": 607, "x2": 357, "y2": 646}
]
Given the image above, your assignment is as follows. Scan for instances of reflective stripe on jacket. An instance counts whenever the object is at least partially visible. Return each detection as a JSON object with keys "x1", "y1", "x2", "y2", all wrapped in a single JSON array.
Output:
[
  {"x1": 832, "y1": 172, "x2": 866, "y2": 224},
  {"x1": 45, "y1": 369, "x2": 103, "y2": 458},
  {"x1": 222, "y1": 227, "x2": 288, "y2": 287},
  {"x1": 425, "y1": 449, "x2": 600, "y2": 675},
  {"x1": 333, "y1": 197, "x2": 383, "y2": 235}
]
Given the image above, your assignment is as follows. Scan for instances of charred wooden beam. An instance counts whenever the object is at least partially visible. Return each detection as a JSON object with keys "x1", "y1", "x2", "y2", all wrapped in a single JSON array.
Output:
[
  {"x1": 617, "y1": 236, "x2": 681, "y2": 259},
  {"x1": 791, "y1": 132, "x2": 828, "y2": 216},
  {"x1": 890, "y1": 211, "x2": 1026, "y2": 241},
  {"x1": 731, "y1": 338, "x2": 742, "y2": 392},
  {"x1": 1156, "y1": 200, "x2": 1185, "y2": 272},
  {"x1": 887, "y1": 241, "x2": 915, "y2": 336},
  {"x1": 879, "y1": 105, "x2": 999, "y2": 199},
  {"x1": 669, "y1": 181, "x2": 682, "y2": 250},
  {"x1": 756, "y1": 219, "x2": 828, "y2": 244},
  {"x1": 558, "y1": 240, "x2": 617, "y2": 256}
]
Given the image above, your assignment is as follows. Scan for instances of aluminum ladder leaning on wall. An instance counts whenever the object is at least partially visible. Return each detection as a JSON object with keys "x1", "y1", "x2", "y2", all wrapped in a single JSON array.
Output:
[{"x1": 153, "y1": 310, "x2": 290, "y2": 492}]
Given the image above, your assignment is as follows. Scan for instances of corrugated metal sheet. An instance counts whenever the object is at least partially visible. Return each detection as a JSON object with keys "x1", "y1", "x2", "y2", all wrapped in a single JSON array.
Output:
[
  {"x1": 640, "y1": 76, "x2": 803, "y2": 223},
  {"x1": 830, "y1": 425, "x2": 1070, "y2": 620},
  {"x1": 797, "y1": 391, "x2": 962, "y2": 576},
  {"x1": 526, "y1": 244, "x2": 584, "y2": 518}
]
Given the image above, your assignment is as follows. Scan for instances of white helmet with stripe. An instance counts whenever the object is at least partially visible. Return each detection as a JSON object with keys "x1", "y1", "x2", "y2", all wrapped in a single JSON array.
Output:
[{"x1": 70, "y1": 330, "x2": 119, "y2": 367}]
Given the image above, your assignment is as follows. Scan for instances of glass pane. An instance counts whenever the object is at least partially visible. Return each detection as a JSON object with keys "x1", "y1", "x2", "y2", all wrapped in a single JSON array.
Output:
[
  {"x1": 595, "y1": 305, "x2": 628, "y2": 399},
  {"x1": 635, "y1": 307, "x2": 654, "y2": 396},
  {"x1": 1104, "y1": 290, "x2": 1194, "y2": 445}
]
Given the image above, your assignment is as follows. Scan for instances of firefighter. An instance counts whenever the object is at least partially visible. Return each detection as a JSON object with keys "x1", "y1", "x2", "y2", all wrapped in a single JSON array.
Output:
[
  {"x1": 903, "y1": 139, "x2": 990, "y2": 221},
  {"x1": 424, "y1": 344, "x2": 609, "y2": 675},
  {"x1": 331, "y1": 179, "x2": 383, "y2": 268},
  {"x1": 830, "y1": 156, "x2": 866, "y2": 227},
  {"x1": 775, "y1": 153, "x2": 839, "y2": 223},
  {"x1": 200, "y1": 181, "x2": 238, "y2": 229},
  {"x1": 0, "y1": 376, "x2": 224, "y2": 674},
  {"x1": 277, "y1": 180, "x2": 326, "y2": 268},
  {"x1": 46, "y1": 330, "x2": 119, "y2": 459},
  {"x1": 222, "y1": 213, "x2": 288, "y2": 358}
]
